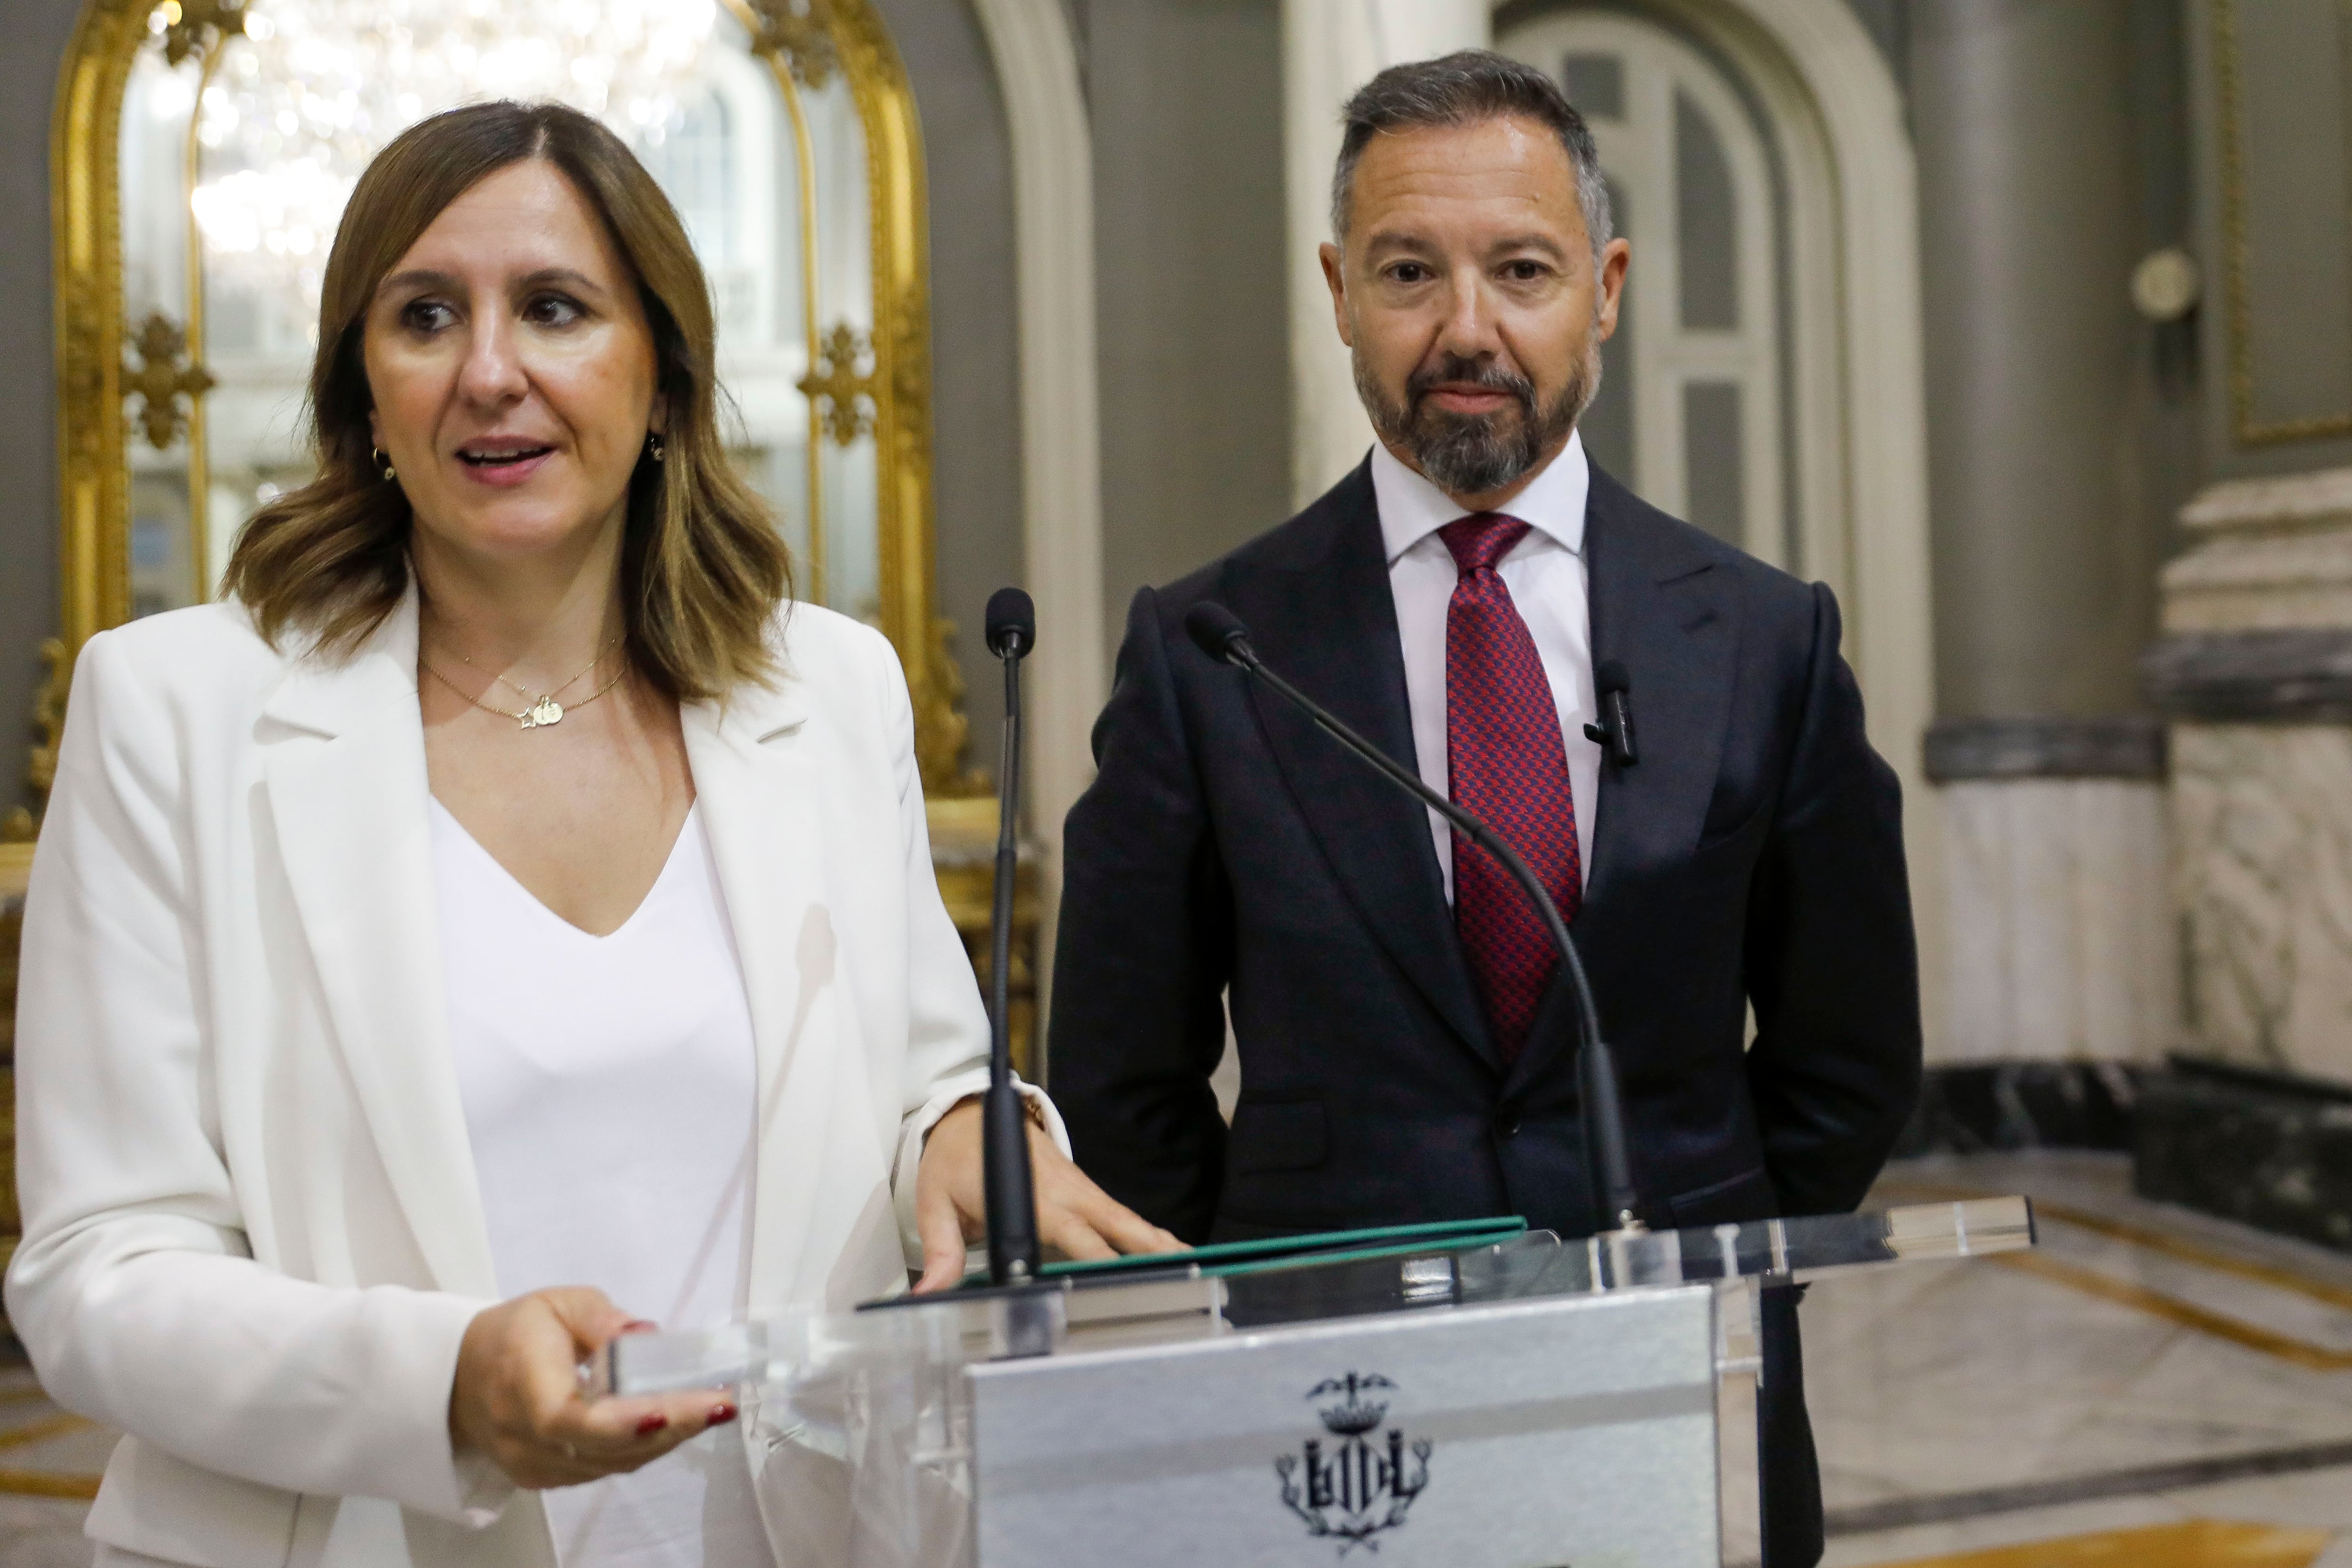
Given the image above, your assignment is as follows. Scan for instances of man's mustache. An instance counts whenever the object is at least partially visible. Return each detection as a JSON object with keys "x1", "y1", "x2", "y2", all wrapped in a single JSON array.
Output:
[{"x1": 1406, "y1": 357, "x2": 1537, "y2": 416}]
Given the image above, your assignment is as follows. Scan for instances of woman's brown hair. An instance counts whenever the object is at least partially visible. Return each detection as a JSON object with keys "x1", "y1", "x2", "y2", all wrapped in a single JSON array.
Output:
[{"x1": 222, "y1": 100, "x2": 791, "y2": 699}]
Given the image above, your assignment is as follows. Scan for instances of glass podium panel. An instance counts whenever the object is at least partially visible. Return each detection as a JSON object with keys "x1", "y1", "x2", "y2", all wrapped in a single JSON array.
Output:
[
  {"x1": 604, "y1": 1197, "x2": 2033, "y2": 1391},
  {"x1": 599, "y1": 1200, "x2": 2032, "y2": 1568}
]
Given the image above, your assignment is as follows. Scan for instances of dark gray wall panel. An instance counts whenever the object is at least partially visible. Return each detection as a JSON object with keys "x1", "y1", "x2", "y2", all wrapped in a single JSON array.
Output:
[
  {"x1": 876, "y1": 0, "x2": 1023, "y2": 748},
  {"x1": 1081, "y1": 0, "x2": 1290, "y2": 669},
  {"x1": 2188, "y1": 0, "x2": 2352, "y2": 477},
  {"x1": 0, "y1": 0, "x2": 81, "y2": 821},
  {"x1": 2230, "y1": 0, "x2": 2352, "y2": 432}
]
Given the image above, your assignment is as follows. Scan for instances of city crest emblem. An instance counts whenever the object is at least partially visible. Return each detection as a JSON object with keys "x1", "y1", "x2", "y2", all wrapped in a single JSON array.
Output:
[{"x1": 1275, "y1": 1372, "x2": 1433, "y2": 1554}]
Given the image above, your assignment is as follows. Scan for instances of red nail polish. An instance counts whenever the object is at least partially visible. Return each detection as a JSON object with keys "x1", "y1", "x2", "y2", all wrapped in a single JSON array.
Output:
[
  {"x1": 635, "y1": 1414, "x2": 669, "y2": 1436},
  {"x1": 707, "y1": 1402, "x2": 737, "y2": 1427},
  {"x1": 621, "y1": 1320, "x2": 660, "y2": 1336}
]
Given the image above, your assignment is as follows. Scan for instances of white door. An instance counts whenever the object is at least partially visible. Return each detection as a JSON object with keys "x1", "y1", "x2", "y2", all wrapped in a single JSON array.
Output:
[{"x1": 1499, "y1": 10, "x2": 1789, "y2": 570}]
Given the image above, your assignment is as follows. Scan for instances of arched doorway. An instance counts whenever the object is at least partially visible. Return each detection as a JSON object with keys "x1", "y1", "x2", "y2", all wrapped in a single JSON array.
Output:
[
  {"x1": 1497, "y1": 0, "x2": 1946, "y2": 1047},
  {"x1": 1502, "y1": 9, "x2": 1790, "y2": 568}
]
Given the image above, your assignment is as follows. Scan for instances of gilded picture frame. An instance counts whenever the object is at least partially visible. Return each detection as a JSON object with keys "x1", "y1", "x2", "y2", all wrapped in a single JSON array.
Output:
[{"x1": 2211, "y1": 0, "x2": 2352, "y2": 449}]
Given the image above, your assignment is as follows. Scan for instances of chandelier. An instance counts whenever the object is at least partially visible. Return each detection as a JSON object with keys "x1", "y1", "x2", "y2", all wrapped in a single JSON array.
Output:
[{"x1": 183, "y1": 0, "x2": 718, "y2": 305}]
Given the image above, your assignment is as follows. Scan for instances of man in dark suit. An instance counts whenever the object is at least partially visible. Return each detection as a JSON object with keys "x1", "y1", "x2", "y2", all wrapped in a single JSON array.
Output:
[{"x1": 1048, "y1": 51, "x2": 1920, "y2": 1568}]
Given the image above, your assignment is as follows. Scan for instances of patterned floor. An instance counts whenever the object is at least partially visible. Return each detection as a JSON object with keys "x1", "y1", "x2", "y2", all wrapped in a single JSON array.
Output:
[{"x1": 1814, "y1": 1152, "x2": 2352, "y2": 1568}]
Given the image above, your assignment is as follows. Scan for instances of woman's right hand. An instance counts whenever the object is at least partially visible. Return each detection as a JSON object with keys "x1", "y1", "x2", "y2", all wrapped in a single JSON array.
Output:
[{"x1": 449, "y1": 1286, "x2": 739, "y2": 1490}]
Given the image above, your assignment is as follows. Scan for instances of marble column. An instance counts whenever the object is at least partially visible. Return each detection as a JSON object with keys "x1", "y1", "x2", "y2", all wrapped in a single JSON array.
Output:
[
  {"x1": 2145, "y1": 467, "x2": 2352, "y2": 1087},
  {"x1": 1910, "y1": 0, "x2": 2155, "y2": 718},
  {"x1": 1928, "y1": 722, "x2": 2174, "y2": 1065},
  {"x1": 1283, "y1": 0, "x2": 1488, "y2": 506},
  {"x1": 1910, "y1": 1, "x2": 2181, "y2": 1068}
]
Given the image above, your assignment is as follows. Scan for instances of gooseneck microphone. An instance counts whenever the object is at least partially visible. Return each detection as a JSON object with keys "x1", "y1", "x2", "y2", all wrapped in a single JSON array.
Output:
[
  {"x1": 981, "y1": 588, "x2": 1043, "y2": 1284},
  {"x1": 1182, "y1": 601, "x2": 1644, "y2": 1238},
  {"x1": 1585, "y1": 660, "x2": 1638, "y2": 769}
]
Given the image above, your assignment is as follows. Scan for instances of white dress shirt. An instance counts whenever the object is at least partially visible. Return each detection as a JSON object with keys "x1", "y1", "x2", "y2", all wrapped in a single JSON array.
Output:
[{"x1": 1372, "y1": 431, "x2": 1601, "y2": 901}]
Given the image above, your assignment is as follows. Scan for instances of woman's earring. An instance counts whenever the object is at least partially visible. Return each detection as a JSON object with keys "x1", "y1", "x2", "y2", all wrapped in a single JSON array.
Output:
[
  {"x1": 371, "y1": 446, "x2": 396, "y2": 482},
  {"x1": 646, "y1": 431, "x2": 666, "y2": 465}
]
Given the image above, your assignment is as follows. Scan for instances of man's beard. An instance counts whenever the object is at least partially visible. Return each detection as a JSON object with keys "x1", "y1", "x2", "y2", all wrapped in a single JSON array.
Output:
[{"x1": 1356, "y1": 335, "x2": 1600, "y2": 497}]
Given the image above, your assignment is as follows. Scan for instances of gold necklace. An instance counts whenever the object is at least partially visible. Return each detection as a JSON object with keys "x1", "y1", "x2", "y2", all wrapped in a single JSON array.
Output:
[
  {"x1": 460, "y1": 634, "x2": 622, "y2": 708},
  {"x1": 420, "y1": 655, "x2": 630, "y2": 730}
]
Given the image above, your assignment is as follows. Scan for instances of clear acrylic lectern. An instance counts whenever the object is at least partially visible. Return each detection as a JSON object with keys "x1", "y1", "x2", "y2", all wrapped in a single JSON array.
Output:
[{"x1": 604, "y1": 1199, "x2": 2034, "y2": 1567}]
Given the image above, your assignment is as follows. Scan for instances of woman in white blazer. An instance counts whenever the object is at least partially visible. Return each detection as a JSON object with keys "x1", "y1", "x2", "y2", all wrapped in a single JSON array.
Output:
[{"x1": 7, "y1": 102, "x2": 1172, "y2": 1568}]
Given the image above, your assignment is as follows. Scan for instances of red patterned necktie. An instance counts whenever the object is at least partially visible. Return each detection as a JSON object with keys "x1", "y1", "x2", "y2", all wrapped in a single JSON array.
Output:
[{"x1": 1440, "y1": 512, "x2": 1582, "y2": 1064}]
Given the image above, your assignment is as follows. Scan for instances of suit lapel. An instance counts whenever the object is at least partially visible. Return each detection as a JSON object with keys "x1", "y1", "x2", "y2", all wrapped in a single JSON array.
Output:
[
  {"x1": 1505, "y1": 468, "x2": 1739, "y2": 1096},
  {"x1": 1581, "y1": 469, "x2": 1739, "y2": 907},
  {"x1": 1236, "y1": 468, "x2": 1498, "y2": 1072},
  {"x1": 680, "y1": 673, "x2": 835, "y2": 1309},
  {"x1": 261, "y1": 593, "x2": 501, "y2": 1297}
]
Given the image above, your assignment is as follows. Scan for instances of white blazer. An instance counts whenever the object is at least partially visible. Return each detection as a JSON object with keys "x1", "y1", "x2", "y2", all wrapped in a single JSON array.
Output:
[{"x1": 6, "y1": 591, "x2": 1049, "y2": 1568}]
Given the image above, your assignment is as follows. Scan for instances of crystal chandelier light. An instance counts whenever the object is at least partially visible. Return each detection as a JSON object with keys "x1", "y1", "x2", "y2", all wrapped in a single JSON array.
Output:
[{"x1": 184, "y1": 0, "x2": 718, "y2": 305}]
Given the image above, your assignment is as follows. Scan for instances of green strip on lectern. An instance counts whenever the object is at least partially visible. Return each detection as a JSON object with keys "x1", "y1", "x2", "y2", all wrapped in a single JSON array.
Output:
[{"x1": 956, "y1": 1215, "x2": 1527, "y2": 1290}]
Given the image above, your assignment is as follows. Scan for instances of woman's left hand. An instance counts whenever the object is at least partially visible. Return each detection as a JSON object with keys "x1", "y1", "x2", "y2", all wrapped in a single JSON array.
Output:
[{"x1": 912, "y1": 1098, "x2": 1185, "y2": 1292}]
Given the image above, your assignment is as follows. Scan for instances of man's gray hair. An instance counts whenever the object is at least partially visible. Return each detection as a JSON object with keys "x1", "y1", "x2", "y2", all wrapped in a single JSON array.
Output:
[{"x1": 1330, "y1": 50, "x2": 1613, "y2": 263}]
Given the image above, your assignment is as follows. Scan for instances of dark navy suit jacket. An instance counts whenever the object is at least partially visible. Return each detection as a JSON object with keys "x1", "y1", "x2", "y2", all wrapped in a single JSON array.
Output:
[{"x1": 1048, "y1": 458, "x2": 1923, "y2": 1565}]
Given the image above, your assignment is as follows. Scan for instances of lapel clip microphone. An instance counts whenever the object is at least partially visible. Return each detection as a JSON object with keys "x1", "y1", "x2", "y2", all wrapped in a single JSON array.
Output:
[{"x1": 1584, "y1": 661, "x2": 1637, "y2": 769}]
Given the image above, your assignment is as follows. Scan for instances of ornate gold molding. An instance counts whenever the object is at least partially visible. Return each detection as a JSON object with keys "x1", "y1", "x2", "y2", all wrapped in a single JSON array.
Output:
[
  {"x1": 744, "y1": 0, "x2": 839, "y2": 89},
  {"x1": 828, "y1": 0, "x2": 982, "y2": 795},
  {"x1": 1, "y1": 643, "x2": 70, "y2": 845},
  {"x1": 124, "y1": 311, "x2": 212, "y2": 450},
  {"x1": 2213, "y1": 0, "x2": 2352, "y2": 448},
  {"x1": 159, "y1": 0, "x2": 243, "y2": 67},
  {"x1": 55, "y1": 0, "x2": 147, "y2": 644},
  {"x1": 798, "y1": 322, "x2": 878, "y2": 446},
  {"x1": 725, "y1": 0, "x2": 975, "y2": 792},
  {"x1": 773, "y1": 0, "x2": 976, "y2": 792},
  {"x1": 38, "y1": 0, "x2": 149, "y2": 826}
]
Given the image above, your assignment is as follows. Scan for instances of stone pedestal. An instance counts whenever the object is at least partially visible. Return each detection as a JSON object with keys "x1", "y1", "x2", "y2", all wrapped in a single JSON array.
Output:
[
  {"x1": 1926, "y1": 718, "x2": 2174, "y2": 1066},
  {"x1": 2145, "y1": 466, "x2": 2352, "y2": 1088},
  {"x1": 2135, "y1": 1061, "x2": 2352, "y2": 1253}
]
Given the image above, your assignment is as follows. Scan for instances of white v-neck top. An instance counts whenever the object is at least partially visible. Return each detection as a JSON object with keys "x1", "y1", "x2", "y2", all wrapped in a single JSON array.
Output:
[{"x1": 430, "y1": 801, "x2": 771, "y2": 1568}]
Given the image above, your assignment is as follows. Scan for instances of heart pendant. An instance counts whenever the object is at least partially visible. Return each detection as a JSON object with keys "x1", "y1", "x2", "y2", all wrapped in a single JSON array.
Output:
[{"x1": 521, "y1": 697, "x2": 564, "y2": 729}]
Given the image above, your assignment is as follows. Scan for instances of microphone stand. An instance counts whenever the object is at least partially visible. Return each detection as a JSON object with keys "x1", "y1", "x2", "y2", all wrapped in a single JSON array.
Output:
[
  {"x1": 983, "y1": 592, "x2": 1043, "y2": 1285},
  {"x1": 1190, "y1": 606, "x2": 1645, "y2": 1240}
]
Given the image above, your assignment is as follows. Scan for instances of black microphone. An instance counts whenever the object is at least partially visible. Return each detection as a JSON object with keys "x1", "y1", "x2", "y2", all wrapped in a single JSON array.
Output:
[
  {"x1": 981, "y1": 588, "x2": 1042, "y2": 1284},
  {"x1": 1182, "y1": 601, "x2": 1644, "y2": 1238},
  {"x1": 1583, "y1": 661, "x2": 1637, "y2": 769}
]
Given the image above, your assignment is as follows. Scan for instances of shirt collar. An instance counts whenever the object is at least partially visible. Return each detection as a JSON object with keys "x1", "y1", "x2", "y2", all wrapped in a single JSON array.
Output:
[{"x1": 1371, "y1": 428, "x2": 1590, "y2": 566}]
